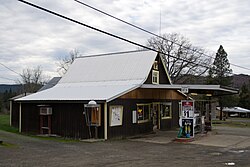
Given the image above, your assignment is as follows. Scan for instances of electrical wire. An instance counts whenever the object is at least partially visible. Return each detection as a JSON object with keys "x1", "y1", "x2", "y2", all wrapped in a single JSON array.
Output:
[
  {"x1": 74, "y1": 0, "x2": 250, "y2": 71},
  {"x1": 0, "y1": 76, "x2": 17, "y2": 82},
  {"x1": 0, "y1": 62, "x2": 20, "y2": 75},
  {"x1": 16, "y1": 0, "x2": 215, "y2": 71}
]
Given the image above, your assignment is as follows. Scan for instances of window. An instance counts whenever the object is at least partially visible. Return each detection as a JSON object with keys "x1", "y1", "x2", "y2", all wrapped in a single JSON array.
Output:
[
  {"x1": 153, "y1": 61, "x2": 158, "y2": 70},
  {"x1": 137, "y1": 104, "x2": 150, "y2": 123},
  {"x1": 160, "y1": 103, "x2": 172, "y2": 119},
  {"x1": 152, "y1": 70, "x2": 159, "y2": 84}
]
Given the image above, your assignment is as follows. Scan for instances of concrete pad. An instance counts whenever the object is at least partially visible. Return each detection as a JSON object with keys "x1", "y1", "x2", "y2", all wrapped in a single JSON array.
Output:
[{"x1": 191, "y1": 134, "x2": 250, "y2": 148}]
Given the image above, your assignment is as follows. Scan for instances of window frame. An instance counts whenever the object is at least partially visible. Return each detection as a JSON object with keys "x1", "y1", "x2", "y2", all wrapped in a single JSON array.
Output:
[
  {"x1": 137, "y1": 104, "x2": 151, "y2": 123},
  {"x1": 160, "y1": 102, "x2": 172, "y2": 119},
  {"x1": 152, "y1": 70, "x2": 159, "y2": 84}
]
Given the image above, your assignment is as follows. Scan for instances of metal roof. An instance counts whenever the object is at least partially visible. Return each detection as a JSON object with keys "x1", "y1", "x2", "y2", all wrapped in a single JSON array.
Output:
[
  {"x1": 222, "y1": 107, "x2": 250, "y2": 113},
  {"x1": 16, "y1": 50, "x2": 157, "y2": 102},
  {"x1": 38, "y1": 77, "x2": 61, "y2": 92}
]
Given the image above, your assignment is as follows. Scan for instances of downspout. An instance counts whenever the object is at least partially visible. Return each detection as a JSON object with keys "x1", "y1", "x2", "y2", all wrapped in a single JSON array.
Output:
[
  {"x1": 19, "y1": 103, "x2": 22, "y2": 133},
  {"x1": 104, "y1": 102, "x2": 108, "y2": 140}
]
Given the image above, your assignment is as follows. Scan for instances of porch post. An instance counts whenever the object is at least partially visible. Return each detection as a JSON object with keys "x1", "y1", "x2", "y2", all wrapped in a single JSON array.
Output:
[
  {"x1": 104, "y1": 102, "x2": 108, "y2": 140},
  {"x1": 9, "y1": 100, "x2": 12, "y2": 126},
  {"x1": 19, "y1": 103, "x2": 22, "y2": 133}
]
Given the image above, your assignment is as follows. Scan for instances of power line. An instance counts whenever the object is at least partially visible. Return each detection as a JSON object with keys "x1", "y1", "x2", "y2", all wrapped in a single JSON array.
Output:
[
  {"x1": 17, "y1": 0, "x2": 248, "y2": 77},
  {"x1": 74, "y1": 0, "x2": 250, "y2": 71},
  {"x1": 17, "y1": 0, "x2": 213, "y2": 71},
  {"x1": 0, "y1": 62, "x2": 20, "y2": 75},
  {"x1": 0, "y1": 76, "x2": 17, "y2": 82}
]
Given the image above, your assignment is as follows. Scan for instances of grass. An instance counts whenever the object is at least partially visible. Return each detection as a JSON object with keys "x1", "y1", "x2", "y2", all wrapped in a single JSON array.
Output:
[
  {"x1": 212, "y1": 118, "x2": 250, "y2": 128},
  {"x1": 0, "y1": 113, "x2": 18, "y2": 133},
  {"x1": 0, "y1": 113, "x2": 77, "y2": 143}
]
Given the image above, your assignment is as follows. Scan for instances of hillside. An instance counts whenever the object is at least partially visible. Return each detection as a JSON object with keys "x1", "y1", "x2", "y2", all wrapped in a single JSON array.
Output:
[{"x1": 0, "y1": 84, "x2": 22, "y2": 93}]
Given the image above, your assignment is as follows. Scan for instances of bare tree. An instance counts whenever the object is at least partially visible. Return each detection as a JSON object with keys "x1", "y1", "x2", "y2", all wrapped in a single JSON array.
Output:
[
  {"x1": 147, "y1": 33, "x2": 212, "y2": 83},
  {"x1": 57, "y1": 49, "x2": 80, "y2": 75},
  {"x1": 19, "y1": 66, "x2": 48, "y2": 93}
]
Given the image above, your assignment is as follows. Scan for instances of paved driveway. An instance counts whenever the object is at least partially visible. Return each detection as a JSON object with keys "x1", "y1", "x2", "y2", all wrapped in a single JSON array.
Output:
[{"x1": 0, "y1": 125, "x2": 250, "y2": 167}]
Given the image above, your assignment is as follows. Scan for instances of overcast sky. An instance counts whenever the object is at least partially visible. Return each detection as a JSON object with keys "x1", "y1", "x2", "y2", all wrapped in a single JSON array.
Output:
[{"x1": 1, "y1": 0, "x2": 250, "y2": 84}]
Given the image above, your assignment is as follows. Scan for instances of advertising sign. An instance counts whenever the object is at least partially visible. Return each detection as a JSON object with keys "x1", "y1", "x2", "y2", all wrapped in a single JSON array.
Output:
[
  {"x1": 181, "y1": 100, "x2": 194, "y2": 118},
  {"x1": 181, "y1": 118, "x2": 194, "y2": 137}
]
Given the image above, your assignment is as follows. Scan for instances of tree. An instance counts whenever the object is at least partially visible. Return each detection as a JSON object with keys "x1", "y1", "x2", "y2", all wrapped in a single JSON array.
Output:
[
  {"x1": 208, "y1": 45, "x2": 232, "y2": 85},
  {"x1": 147, "y1": 33, "x2": 212, "y2": 83},
  {"x1": 57, "y1": 49, "x2": 80, "y2": 75},
  {"x1": 208, "y1": 45, "x2": 233, "y2": 120},
  {"x1": 238, "y1": 82, "x2": 250, "y2": 109},
  {"x1": 19, "y1": 66, "x2": 48, "y2": 93}
]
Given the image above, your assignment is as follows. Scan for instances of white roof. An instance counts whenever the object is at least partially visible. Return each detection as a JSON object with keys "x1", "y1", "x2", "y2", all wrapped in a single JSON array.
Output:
[
  {"x1": 222, "y1": 107, "x2": 250, "y2": 113},
  {"x1": 17, "y1": 50, "x2": 158, "y2": 102}
]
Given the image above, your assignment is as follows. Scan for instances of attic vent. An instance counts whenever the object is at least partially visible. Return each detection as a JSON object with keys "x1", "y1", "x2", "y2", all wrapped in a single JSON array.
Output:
[{"x1": 153, "y1": 61, "x2": 158, "y2": 70}]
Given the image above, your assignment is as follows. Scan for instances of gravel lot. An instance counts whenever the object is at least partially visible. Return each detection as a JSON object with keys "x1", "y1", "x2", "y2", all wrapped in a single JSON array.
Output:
[{"x1": 0, "y1": 125, "x2": 250, "y2": 167}]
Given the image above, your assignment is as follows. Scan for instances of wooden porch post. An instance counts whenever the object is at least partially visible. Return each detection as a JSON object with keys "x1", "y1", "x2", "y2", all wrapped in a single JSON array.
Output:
[
  {"x1": 19, "y1": 103, "x2": 22, "y2": 133},
  {"x1": 9, "y1": 100, "x2": 12, "y2": 126},
  {"x1": 104, "y1": 102, "x2": 108, "y2": 140}
]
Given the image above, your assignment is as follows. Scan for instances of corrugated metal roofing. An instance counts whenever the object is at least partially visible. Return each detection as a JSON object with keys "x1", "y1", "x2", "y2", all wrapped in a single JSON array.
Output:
[
  {"x1": 16, "y1": 50, "x2": 157, "y2": 102},
  {"x1": 59, "y1": 50, "x2": 157, "y2": 83}
]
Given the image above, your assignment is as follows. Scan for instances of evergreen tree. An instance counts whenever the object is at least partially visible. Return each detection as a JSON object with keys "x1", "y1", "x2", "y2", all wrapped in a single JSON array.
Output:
[
  {"x1": 208, "y1": 45, "x2": 232, "y2": 86},
  {"x1": 239, "y1": 82, "x2": 250, "y2": 109},
  {"x1": 208, "y1": 45, "x2": 233, "y2": 120}
]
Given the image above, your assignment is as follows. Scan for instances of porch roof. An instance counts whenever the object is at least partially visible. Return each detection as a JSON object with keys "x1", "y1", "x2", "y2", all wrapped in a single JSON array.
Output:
[{"x1": 140, "y1": 84, "x2": 238, "y2": 96}]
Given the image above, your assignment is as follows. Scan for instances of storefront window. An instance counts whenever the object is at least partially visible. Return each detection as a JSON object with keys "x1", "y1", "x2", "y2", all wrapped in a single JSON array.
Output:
[
  {"x1": 137, "y1": 104, "x2": 150, "y2": 123},
  {"x1": 161, "y1": 103, "x2": 172, "y2": 119}
]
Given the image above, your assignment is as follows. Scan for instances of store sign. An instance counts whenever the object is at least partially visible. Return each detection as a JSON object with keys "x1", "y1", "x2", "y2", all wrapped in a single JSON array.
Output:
[
  {"x1": 181, "y1": 87, "x2": 189, "y2": 93},
  {"x1": 181, "y1": 100, "x2": 194, "y2": 118}
]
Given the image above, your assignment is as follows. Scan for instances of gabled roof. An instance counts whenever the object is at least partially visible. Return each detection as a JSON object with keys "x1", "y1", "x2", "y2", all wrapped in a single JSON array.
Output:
[
  {"x1": 16, "y1": 50, "x2": 160, "y2": 102},
  {"x1": 38, "y1": 77, "x2": 61, "y2": 92}
]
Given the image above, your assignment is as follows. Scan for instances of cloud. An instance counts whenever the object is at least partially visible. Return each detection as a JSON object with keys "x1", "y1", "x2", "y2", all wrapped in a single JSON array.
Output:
[{"x1": 0, "y1": 0, "x2": 250, "y2": 83}]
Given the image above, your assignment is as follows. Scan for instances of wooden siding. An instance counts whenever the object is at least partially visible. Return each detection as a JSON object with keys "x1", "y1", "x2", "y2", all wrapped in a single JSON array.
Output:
[
  {"x1": 19, "y1": 102, "x2": 104, "y2": 139},
  {"x1": 107, "y1": 99, "x2": 153, "y2": 139},
  {"x1": 107, "y1": 99, "x2": 181, "y2": 139},
  {"x1": 144, "y1": 54, "x2": 171, "y2": 84},
  {"x1": 120, "y1": 88, "x2": 185, "y2": 100},
  {"x1": 11, "y1": 101, "x2": 20, "y2": 128}
]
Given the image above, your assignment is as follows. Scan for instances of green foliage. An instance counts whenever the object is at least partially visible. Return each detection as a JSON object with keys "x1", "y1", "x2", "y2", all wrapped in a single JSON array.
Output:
[
  {"x1": 0, "y1": 89, "x2": 17, "y2": 113},
  {"x1": 239, "y1": 82, "x2": 250, "y2": 109},
  {"x1": 0, "y1": 114, "x2": 18, "y2": 133},
  {"x1": 208, "y1": 45, "x2": 233, "y2": 120},
  {"x1": 208, "y1": 45, "x2": 232, "y2": 86}
]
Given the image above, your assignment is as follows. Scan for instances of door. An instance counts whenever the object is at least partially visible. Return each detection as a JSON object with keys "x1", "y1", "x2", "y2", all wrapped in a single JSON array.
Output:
[{"x1": 152, "y1": 103, "x2": 160, "y2": 130}]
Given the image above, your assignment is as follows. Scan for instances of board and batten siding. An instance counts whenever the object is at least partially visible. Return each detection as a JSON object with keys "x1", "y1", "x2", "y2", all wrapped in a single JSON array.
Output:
[
  {"x1": 120, "y1": 88, "x2": 185, "y2": 100},
  {"x1": 19, "y1": 102, "x2": 105, "y2": 139}
]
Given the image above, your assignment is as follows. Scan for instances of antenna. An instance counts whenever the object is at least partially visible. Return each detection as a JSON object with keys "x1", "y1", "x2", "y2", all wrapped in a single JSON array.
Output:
[{"x1": 159, "y1": 2, "x2": 162, "y2": 36}]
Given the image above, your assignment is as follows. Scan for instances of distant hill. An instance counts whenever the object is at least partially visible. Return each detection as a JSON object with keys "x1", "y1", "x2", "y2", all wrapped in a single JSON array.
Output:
[
  {"x1": 232, "y1": 74, "x2": 250, "y2": 89},
  {"x1": 174, "y1": 74, "x2": 250, "y2": 89},
  {"x1": 0, "y1": 84, "x2": 22, "y2": 93}
]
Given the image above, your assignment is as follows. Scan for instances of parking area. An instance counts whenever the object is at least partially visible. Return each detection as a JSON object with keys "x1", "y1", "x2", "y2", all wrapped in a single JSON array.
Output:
[{"x1": 0, "y1": 125, "x2": 250, "y2": 167}]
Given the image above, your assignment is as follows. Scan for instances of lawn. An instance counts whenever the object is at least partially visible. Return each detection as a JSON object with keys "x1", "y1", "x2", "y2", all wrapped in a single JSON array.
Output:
[
  {"x1": 212, "y1": 118, "x2": 250, "y2": 128},
  {"x1": 0, "y1": 113, "x2": 18, "y2": 133}
]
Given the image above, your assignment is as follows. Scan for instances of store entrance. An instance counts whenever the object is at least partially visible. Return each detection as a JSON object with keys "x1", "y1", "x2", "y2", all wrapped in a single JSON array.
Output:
[{"x1": 152, "y1": 103, "x2": 160, "y2": 130}]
